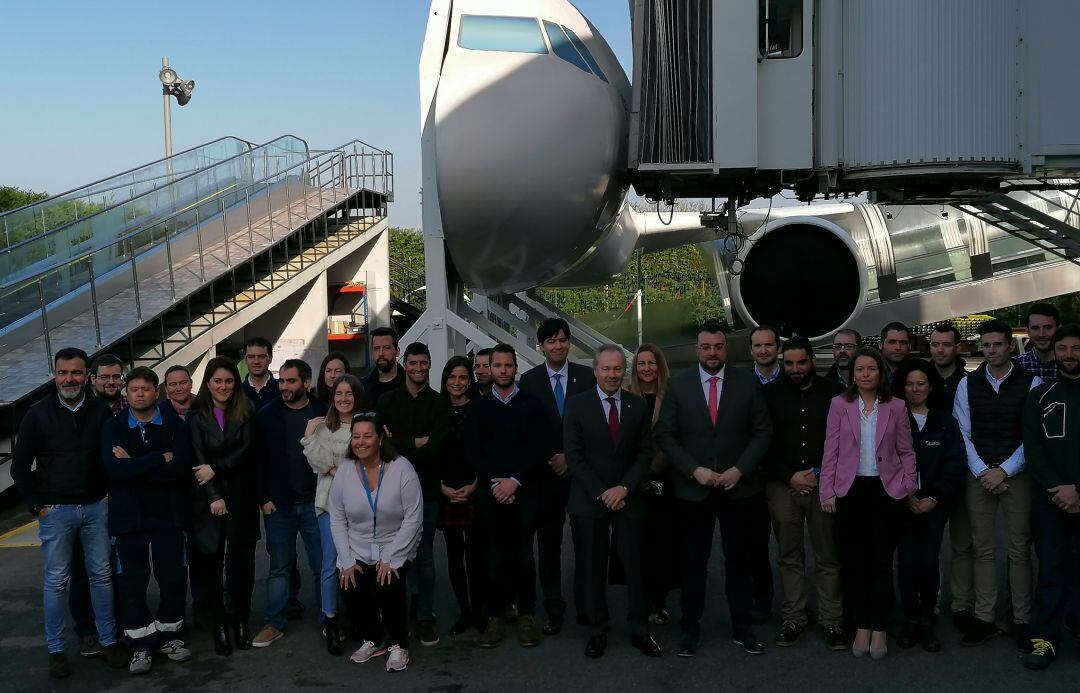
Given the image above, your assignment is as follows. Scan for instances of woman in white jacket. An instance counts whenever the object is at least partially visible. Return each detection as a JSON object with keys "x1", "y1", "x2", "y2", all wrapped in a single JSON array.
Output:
[
  {"x1": 331, "y1": 413, "x2": 422, "y2": 673},
  {"x1": 302, "y1": 373, "x2": 369, "y2": 654}
]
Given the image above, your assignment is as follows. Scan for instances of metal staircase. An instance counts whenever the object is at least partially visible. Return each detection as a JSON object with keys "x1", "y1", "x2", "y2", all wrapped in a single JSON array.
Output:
[{"x1": 957, "y1": 188, "x2": 1080, "y2": 266}]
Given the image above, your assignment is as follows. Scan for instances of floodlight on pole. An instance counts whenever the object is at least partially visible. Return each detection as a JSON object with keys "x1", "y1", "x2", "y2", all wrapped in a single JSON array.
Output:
[{"x1": 160, "y1": 57, "x2": 195, "y2": 159}]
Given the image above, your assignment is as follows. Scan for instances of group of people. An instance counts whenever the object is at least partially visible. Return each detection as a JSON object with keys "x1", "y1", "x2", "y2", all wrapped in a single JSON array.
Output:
[{"x1": 10, "y1": 302, "x2": 1080, "y2": 681}]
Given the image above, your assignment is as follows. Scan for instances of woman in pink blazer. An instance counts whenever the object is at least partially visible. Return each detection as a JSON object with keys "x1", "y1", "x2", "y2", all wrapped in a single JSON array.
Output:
[{"x1": 820, "y1": 347, "x2": 917, "y2": 660}]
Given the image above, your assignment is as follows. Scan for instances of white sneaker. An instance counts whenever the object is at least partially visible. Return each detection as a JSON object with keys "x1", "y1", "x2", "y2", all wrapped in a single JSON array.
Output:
[
  {"x1": 157, "y1": 639, "x2": 192, "y2": 662},
  {"x1": 129, "y1": 651, "x2": 152, "y2": 675},
  {"x1": 385, "y1": 645, "x2": 409, "y2": 672},
  {"x1": 350, "y1": 641, "x2": 386, "y2": 664}
]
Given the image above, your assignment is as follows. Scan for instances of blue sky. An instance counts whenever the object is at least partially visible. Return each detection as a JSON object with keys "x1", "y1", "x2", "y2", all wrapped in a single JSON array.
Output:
[{"x1": 0, "y1": 1, "x2": 632, "y2": 230}]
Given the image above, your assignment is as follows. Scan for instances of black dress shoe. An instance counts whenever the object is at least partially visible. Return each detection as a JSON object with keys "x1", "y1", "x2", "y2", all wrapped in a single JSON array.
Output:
[
  {"x1": 921, "y1": 622, "x2": 941, "y2": 653},
  {"x1": 897, "y1": 620, "x2": 920, "y2": 649},
  {"x1": 325, "y1": 616, "x2": 343, "y2": 656},
  {"x1": 676, "y1": 633, "x2": 697, "y2": 658},
  {"x1": 542, "y1": 618, "x2": 564, "y2": 636},
  {"x1": 232, "y1": 621, "x2": 252, "y2": 650},
  {"x1": 584, "y1": 635, "x2": 607, "y2": 658},
  {"x1": 449, "y1": 614, "x2": 474, "y2": 636},
  {"x1": 632, "y1": 634, "x2": 662, "y2": 657},
  {"x1": 734, "y1": 627, "x2": 765, "y2": 655},
  {"x1": 214, "y1": 626, "x2": 234, "y2": 656}
]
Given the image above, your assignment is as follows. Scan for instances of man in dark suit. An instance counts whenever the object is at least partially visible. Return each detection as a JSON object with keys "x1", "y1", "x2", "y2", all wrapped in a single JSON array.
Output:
[
  {"x1": 656, "y1": 323, "x2": 773, "y2": 657},
  {"x1": 518, "y1": 317, "x2": 596, "y2": 635},
  {"x1": 565, "y1": 344, "x2": 660, "y2": 659}
]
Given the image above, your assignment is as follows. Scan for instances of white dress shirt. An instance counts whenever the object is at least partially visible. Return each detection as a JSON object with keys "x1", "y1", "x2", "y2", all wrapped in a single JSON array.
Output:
[
  {"x1": 857, "y1": 401, "x2": 880, "y2": 477},
  {"x1": 952, "y1": 364, "x2": 1042, "y2": 477},
  {"x1": 699, "y1": 364, "x2": 725, "y2": 402},
  {"x1": 597, "y1": 385, "x2": 621, "y2": 419},
  {"x1": 547, "y1": 362, "x2": 569, "y2": 393}
]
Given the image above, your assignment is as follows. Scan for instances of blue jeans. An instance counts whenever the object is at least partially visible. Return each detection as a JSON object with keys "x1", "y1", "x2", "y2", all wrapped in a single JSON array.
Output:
[
  {"x1": 38, "y1": 501, "x2": 117, "y2": 653},
  {"x1": 414, "y1": 501, "x2": 440, "y2": 622},
  {"x1": 316, "y1": 511, "x2": 339, "y2": 617},
  {"x1": 265, "y1": 502, "x2": 322, "y2": 630}
]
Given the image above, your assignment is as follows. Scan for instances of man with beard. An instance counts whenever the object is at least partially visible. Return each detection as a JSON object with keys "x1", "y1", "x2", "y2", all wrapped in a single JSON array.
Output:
[
  {"x1": 12, "y1": 348, "x2": 129, "y2": 678},
  {"x1": 242, "y1": 337, "x2": 280, "y2": 411},
  {"x1": 376, "y1": 342, "x2": 451, "y2": 647},
  {"x1": 473, "y1": 347, "x2": 494, "y2": 396},
  {"x1": 518, "y1": 318, "x2": 596, "y2": 636},
  {"x1": 750, "y1": 325, "x2": 783, "y2": 385},
  {"x1": 762, "y1": 336, "x2": 846, "y2": 650},
  {"x1": 880, "y1": 322, "x2": 913, "y2": 384},
  {"x1": 1023, "y1": 324, "x2": 1080, "y2": 670},
  {"x1": 162, "y1": 365, "x2": 193, "y2": 419},
  {"x1": 101, "y1": 367, "x2": 193, "y2": 675},
  {"x1": 656, "y1": 323, "x2": 772, "y2": 657},
  {"x1": 930, "y1": 322, "x2": 968, "y2": 413},
  {"x1": 1017, "y1": 303, "x2": 1062, "y2": 382},
  {"x1": 363, "y1": 327, "x2": 406, "y2": 406},
  {"x1": 90, "y1": 354, "x2": 127, "y2": 414},
  {"x1": 825, "y1": 329, "x2": 860, "y2": 387},
  {"x1": 253, "y1": 359, "x2": 327, "y2": 647}
]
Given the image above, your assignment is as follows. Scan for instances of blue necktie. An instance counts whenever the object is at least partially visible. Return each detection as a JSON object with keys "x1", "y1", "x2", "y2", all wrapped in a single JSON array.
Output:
[{"x1": 553, "y1": 373, "x2": 565, "y2": 416}]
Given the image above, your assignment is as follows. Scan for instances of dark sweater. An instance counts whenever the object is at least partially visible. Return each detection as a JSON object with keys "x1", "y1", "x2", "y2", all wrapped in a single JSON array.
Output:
[
  {"x1": 363, "y1": 367, "x2": 406, "y2": 407},
  {"x1": 465, "y1": 389, "x2": 548, "y2": 492},
  {"x1": 257, "y1": 397, "x2": 325, "y2": 508},
  {"x1": 762, "y1": 375, "x2": 843, "y2": 483},
  {"x1": 12, "y1": 393, "x2": 112, "y2": 513},
  {"x1": 937, "y1": 357, "x2": 967, "y2": 414},
  {"x1": 377, "y1": 384, "x2": 451, "y2": 499},
  {"x1": 1025, "y1": 376, "x2": 1080, "y2": 491},
  {"x1": 909, "y1": 408, "x2": 966, "y2": 504},
  {"x1": 442, "y1": 401, "x2": 478, "y2": 489},
  {"x1": 243, "y1": 375, "x2": 280, "y2": 412},
  {"x1": 101, "y1": 406, "x2": 192, "y2": 535}
]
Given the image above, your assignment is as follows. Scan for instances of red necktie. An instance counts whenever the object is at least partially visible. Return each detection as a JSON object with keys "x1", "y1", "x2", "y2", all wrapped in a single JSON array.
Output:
[
  {"x1": 607, "y1": 397, "x2": 619, "y2": 444},
  {"x1": 707, "y1": 376, "x2": 719, "y2": 425}
]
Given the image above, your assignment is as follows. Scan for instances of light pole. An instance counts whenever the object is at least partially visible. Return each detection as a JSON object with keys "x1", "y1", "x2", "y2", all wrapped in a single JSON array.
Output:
[{"x1": 159, "y1": 57, "x2": 195, "y2": 159}]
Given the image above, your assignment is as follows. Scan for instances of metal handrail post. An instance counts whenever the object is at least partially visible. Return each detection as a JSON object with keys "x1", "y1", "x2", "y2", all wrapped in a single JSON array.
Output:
[
  {"x1": 195, "y1": 207, "x2": 206, "y2": 282},
  {"x1": 221, "y1": 198, "x2": 232, "y2": 267},
  {"x1": 38, "y1": 279, "x2": 53, "y2": 374},
  {"x1": 266, "y1": 181, "x2": 275, "y2": 242},
  {"x1": 284, "y1": 175, "x2": 294, "y2": 231},
  {"x1": 164, "y1": 230, "x2": 177, "y2": 301},
  {"x1": 245, "y1": 186, "x2": 255, "y2": 254},
  {"x1": 129, "y1": 241, "x2": 143, "y2": 322},
  {"x1": 87, "y1": 258, "x2": 103, "y2": 346}
]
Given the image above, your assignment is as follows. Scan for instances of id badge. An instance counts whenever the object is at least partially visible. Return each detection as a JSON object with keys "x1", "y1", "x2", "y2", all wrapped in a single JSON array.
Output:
[{"x1": 370, "y1": 543, "x2": 380, "y2": 562}]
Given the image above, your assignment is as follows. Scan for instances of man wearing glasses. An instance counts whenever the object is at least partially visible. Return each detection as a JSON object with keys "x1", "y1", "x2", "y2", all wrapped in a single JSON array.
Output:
[
  {"x1": 90, "y1": 354, "x2": 127, "y2": 415},
  {"x1": 825, "y1": 330, "x2": 861, "y2": 387}
]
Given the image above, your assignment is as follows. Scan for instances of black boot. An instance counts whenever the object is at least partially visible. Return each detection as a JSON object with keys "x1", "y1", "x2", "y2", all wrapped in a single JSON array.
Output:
[
  {"x1": 214, "y1": 626, "x2": 234, "y2": 656},
  {"x1": 232, "y1": 621, "x2": 252, "y2": 651},
  {"x1": 897, "y1": 620, "x2": 920, "y2": 649},
  {"x1": 325, "y1": 616, "x2": 342, "y2": 656},
  {"x1": 921, "y1": 618, "x2": 941, "y2": 653}
]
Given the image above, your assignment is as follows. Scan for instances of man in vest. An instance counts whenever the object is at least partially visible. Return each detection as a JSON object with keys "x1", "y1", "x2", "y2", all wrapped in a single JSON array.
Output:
[{"x1": 953, "y1": 319, "x2": 1043, "y2": 651}]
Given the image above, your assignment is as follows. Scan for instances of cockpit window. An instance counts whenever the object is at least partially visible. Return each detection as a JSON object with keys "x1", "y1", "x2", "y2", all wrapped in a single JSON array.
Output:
[
  {"x1": 459, "y1": 15, "x2": 548, "y2": 54},
  {"x1": 543, "y1": 21, "x2": 592, "y2": 75},
  {"x1": 561, "y1": 25, "x2": 608, "y2": 82}
]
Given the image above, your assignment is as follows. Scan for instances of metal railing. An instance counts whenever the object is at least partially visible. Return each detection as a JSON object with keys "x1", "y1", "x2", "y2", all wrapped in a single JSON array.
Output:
[
  {"x1": 0, "y1": 136, "x2": 254, "y2": 250},
  {"x1": 0, "y1": 136, "x2": 311, "y2": 290},
  {"x1": 0, "y1": 139, "x2": 393, "y2": 374}
]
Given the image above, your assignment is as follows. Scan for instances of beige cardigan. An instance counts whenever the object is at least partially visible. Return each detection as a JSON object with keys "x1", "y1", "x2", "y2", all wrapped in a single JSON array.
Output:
[{"x1": 301, "y1": 422, "x2": 351, "y2": 515}]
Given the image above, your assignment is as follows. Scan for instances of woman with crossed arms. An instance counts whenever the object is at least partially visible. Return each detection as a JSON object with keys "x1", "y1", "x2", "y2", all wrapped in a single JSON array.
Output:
[
  {"x1": 330, "y1": 413, "x2": 423, "y2": 673},
  {"x1": 820, "y1": 347, "x2": 917, "y2": 660}
]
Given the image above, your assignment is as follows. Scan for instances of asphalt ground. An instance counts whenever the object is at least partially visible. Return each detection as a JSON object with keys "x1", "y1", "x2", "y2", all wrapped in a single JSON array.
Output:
[{"x1": 1, "y1": 509, "x2": 1078, "y2": 693}]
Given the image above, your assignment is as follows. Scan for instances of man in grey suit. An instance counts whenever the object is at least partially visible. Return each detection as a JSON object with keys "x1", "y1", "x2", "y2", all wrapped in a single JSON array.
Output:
[
  {"x1": 565, "y1": 344, "x2": 661, "y2": 659},
  {"x1": 656, "y1": 323, "x2": 773, "y2": 658}
]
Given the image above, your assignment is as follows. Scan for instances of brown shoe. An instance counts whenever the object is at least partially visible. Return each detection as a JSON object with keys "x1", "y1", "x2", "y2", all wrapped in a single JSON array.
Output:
[
  {"x1": 101, "y1": 642, "x2": 131, "y2": 669},
  {"x1": 517, "y1": 615, "x2": 540, "y2": 647},
  {"x1": 49, "y1": 652, "x2": 71, "y2": 679},
  {"x1": 479, "y1": 618, "x2": 505, "y2": 649},
  {"x1": 251, "y1": 625, "x2": 284, "y2": 648}
]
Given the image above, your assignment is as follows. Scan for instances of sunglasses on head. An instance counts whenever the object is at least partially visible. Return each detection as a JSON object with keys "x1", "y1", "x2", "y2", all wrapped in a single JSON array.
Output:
[{"x1": 351, "y1": 412, "x2": 378, "y2": 421}]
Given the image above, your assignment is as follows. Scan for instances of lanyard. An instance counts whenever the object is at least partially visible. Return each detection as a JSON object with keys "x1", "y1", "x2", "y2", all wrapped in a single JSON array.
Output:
[{"x1": 359, "y1": 461, "x2": 385, "y2": 534}]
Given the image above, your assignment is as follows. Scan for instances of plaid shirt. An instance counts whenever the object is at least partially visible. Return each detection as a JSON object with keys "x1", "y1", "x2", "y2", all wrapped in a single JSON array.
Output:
[{"x1": 1015, "y1": 350, "x2": 1058, "y2": 382}]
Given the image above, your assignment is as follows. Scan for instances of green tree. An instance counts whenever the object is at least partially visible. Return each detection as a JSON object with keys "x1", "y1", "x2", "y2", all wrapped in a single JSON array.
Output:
[{"x1": 0, "y1": 185, "x2": 48, "y2": 213}]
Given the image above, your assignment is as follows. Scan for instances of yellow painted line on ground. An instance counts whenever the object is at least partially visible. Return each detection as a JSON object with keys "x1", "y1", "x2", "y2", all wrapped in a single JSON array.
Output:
[
  {"x1": 0, "y1": 520, "x2": 40, "y2": 548},
  {"x1": 0, "y1": 520, "x2": 35, "y2": 541}
]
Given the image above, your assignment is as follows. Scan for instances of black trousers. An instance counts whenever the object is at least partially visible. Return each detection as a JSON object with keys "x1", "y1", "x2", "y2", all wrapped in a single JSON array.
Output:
[
  {"x1": 678, "y1": 491, "x2": 761, "y2": 638},
  {"x1": 189, "y1": 538, "x2": 256, "y2": 628},
  {"x1": 897, "y1": 502, "x2": 949, "y2": 621},
  {"x1": 837, "y1": 478, "x2": 904, "y2": 631},
  {"x1": 1032, "y1": 492, "x2": 1080, "y2": 647},
  {"x1": 537, "y1": 474, "x2": 583, "y2": 621},
  {"x1": 643, "y1": 491, "x2": 680, "y2": 612},
  {"x1": 477, "y1": 491, "x2": 538, "y2": 618},
  {"x1": 751, "y1": 493, "x2": 774, "y2": 610},
  {"x1": 342, "y1": 561, "x2": 410, "y2": 649},
  {"x1": 571, "y1": 507, "x2": 648, "y2": 638},
  {"x1": 114, "y1": 528, "x2": 188, "y2": 651},
  {"x1": 443, "y1": 524, "x2": 485, "y2": 618}
]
